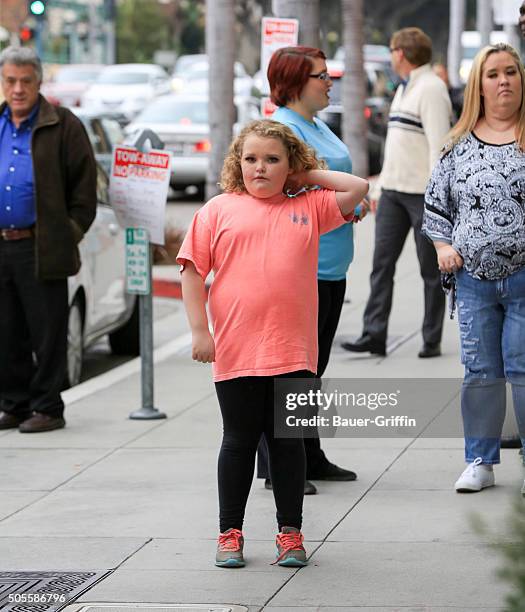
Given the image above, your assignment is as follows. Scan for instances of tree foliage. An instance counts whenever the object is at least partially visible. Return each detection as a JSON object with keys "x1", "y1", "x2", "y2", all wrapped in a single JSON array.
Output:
[{"x1": 116, "y1": 0, "x2": 171, "y2": 63}]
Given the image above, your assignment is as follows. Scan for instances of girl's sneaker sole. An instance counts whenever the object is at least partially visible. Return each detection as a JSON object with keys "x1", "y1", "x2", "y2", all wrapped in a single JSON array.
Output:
[
  {"x1": 277, "y1": 557, "x2": 308, "y2": 567},
  {"x1": 215, "y1": 558, "x2": 245, "y2": 568}
]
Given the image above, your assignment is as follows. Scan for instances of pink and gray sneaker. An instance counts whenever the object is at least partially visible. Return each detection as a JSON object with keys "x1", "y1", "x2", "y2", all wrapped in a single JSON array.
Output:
[
  {"x1": 215, "y1": 528, "x2": 245, "y2": 568},
  {"x1": 273, "y1": 526, "x2": 308, "y2": 567}
]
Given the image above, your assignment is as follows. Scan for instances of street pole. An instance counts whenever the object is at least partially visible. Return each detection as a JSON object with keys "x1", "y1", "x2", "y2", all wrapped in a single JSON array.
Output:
[
  {"x1": 88, "y1": 0, "x2": 98, "y2": 63},
  {"x1": 34, "y1": 18, "x2": 44, "y2": 58},
  {"x1": 104, "y1": 0, "x2": 116, "y2": 64},
  {"x1": 205, "y1": 0, "x2": 235, "y2": 200},
  {"x1": 129, "y1": 129, "x2": 167, "y2": 421},
  {"x1": 477, "y1": 0, "x2": 492, "y2": 47},
  {"x1": 448, "y1": 0, "x2": 465, "y2": 89}
]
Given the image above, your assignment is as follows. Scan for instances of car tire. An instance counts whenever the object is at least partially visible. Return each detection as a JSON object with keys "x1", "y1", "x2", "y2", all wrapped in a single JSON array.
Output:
[
  {"x1": 66, "y1": 298, "x2": 84, "y2": 388},
  {"x1": 109, "y1": 298, "x2": 140, "y2": 356}
]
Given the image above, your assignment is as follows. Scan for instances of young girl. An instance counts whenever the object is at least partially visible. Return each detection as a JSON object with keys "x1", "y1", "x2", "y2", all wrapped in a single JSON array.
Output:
[{"x1": 177, "y1": 119, "x2": 369, "y2": 568}]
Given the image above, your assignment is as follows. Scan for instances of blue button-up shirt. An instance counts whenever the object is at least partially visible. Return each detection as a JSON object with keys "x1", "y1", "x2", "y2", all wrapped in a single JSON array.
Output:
[{"x1": 0, "y1": 103, "x2": 39, "y2": 228}]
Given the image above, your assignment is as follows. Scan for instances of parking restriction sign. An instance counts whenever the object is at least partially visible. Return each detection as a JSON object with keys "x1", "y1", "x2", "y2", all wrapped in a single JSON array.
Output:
[{"x1": 126, "y1": 227, "x2": 150, "y2": 295}]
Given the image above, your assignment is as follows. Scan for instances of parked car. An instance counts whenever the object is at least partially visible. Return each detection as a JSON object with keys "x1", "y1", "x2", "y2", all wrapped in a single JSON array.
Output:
[
  {"x1": 81, "y1": 64, "x2": 172, "y2": 124},
  {"x1": 72, "y1": 108, "x2": 127, "y2": 174},
  {"x1": 67, "y1": 161, "x2": 139, "y2": 387},
  {"x1": 41, "y1": 64, "x2": 104, "y2": 108},
  {"x1": 125, "y1": 93, "x2": 260, "y2": 194},
  {"x1": 171, "y1": 55, "x2": 253, "y2": 97},
  {"x1": 317, "y1": 60, "x2": 391, "y2": 175}
]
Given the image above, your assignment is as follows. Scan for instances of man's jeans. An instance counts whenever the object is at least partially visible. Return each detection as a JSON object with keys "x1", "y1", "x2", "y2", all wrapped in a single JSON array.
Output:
[{"x1": 456, "y1": 267, "x2": 525, "y2": 464}]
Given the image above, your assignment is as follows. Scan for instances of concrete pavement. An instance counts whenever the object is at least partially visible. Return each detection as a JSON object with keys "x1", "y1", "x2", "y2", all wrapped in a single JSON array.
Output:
[{"x1": 1, "y1": 207, "x2": 523, "y2": 612}]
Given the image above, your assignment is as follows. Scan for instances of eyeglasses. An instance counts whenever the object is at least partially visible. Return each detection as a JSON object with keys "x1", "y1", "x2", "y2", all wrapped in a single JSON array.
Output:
[
  {"x1": 389, "y1": 46, "x2": 400, "y2": 53},
  {"x1": 309, "y1": 71, "x2": 331, "y2": 81}
]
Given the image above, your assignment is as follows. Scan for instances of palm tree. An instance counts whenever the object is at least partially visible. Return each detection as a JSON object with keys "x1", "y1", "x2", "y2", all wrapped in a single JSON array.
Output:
[
  {"x1": 271, "y1": 0, "x2": 320, "y2": 47},
  {"x1": 341, "y1": 0, "x2": 368, "y2": 178},
  {"x1": 205, "y1": 0, "x2": 235, "y2": 199}
]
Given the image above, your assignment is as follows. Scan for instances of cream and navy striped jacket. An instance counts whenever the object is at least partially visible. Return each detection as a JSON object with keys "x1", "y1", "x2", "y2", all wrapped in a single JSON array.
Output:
[{"x1": 371, "y1": 63, "x2": 452, "y2": 199}]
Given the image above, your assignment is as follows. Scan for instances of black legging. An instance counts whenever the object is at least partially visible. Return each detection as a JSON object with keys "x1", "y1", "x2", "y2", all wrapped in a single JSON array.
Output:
[
  {"x1": 215, "y1": 370, "x2": 313, "y2": 532},
  {"x1": 257, "y1": 279, "x2": 347, "y2": 478}
]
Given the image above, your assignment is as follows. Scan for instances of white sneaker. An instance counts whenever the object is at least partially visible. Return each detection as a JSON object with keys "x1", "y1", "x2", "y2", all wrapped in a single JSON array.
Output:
[{"x1": 455, "y1": 457, "x2": 495, "y2": 492}]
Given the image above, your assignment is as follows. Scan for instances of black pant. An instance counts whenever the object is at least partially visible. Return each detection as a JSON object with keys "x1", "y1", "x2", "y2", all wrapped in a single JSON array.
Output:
[
  {"x1": 215, "y1": 370, "x2": 312, "y2": 532},
  {"x1": 0, "y1": 239, "x2": 68, "y2": 418},
  {"x1": 257, "y1": 279, "x2": 347, "y2": 479},
  {"x1": 362, "y1": 189, "x2": 445, "y2": 344}
]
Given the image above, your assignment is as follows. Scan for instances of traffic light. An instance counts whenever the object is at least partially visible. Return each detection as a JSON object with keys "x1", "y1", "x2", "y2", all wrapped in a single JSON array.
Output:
[
  {"x1": 28, "y1": 0, "x2": 46, "y2": 17},
  {"x1": 19, "y1": 25, "x2": 34, "y2": 43}
]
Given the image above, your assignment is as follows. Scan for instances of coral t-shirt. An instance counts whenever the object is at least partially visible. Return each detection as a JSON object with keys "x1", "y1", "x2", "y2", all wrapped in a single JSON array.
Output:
[{"x1": 177, "y1": 189, "x2": 349, "y2": 382}]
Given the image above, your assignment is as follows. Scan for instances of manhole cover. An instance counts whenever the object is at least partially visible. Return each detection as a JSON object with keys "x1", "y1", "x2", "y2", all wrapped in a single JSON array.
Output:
[
  {"x1": 65, "y1": 606, "x2": 247, "y2": 612},
  {"x1": 0, "y1": 571, "x2": 111, "y2": 612}
]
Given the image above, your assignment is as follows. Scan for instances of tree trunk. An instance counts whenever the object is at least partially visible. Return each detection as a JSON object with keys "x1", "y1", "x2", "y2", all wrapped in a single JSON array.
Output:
[
  {"x1": 272, "y1": 0, "x2": 320, "y2": 47},
  {"x1": 341, "y1": 0, "x2": 368, "y2": 178},
  {"x1": 448, "y1": 0, "x2": 465, "y2": 88},
  {"x1": 477, "y1": 0, "x2": 492, "y2": 47},
  {"x1": 205, "y1": 0, "x2": 235, "y2": 199}
]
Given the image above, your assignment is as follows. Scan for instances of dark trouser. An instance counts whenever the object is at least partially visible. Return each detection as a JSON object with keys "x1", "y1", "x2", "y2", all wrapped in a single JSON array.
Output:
[
  {"x1": 257, "y1": 279, "x2": 346, "y2": 479},
  {"x1": 0, "y1": 238, "x2": 68, "y2": 418},
  {"x1": 362, "y1": 189, "x2": 445, "y2": 345},
  {"x1": 215, "y1": 370, "x2": 312, "y2": 532}
]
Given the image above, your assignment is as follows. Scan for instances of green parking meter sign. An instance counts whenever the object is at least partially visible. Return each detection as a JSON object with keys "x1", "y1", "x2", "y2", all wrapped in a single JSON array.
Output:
[{"x1": 126, "y1": 227, "x2": 150, "y2": 294}]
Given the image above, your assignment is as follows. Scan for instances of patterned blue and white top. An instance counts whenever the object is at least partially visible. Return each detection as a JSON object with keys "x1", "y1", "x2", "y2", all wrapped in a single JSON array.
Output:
[{"x1": 423, "y1": 132, "x2": 525, "y2": 280}]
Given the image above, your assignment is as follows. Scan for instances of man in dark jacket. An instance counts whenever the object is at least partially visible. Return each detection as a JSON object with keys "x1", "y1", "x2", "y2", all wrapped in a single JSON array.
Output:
[{"x1": 0, "y1": 46, "x2": 97, "y2": 433}]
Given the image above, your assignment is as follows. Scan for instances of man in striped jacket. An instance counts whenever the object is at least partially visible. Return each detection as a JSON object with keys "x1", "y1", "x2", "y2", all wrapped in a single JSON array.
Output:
[{"x1": 343, "y1": 27, "x2": 452, "y2": 359}]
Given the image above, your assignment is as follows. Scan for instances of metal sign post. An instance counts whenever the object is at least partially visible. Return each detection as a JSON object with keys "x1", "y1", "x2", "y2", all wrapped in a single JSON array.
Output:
[{"x1": 122, "y1": 130, "x2": 169, "y2": 420}]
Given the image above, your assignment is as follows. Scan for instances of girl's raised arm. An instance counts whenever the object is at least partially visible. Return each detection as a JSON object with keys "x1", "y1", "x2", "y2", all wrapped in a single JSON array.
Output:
[
  {"x1": 297, "y1": 169, "x2": 369, "y2": 217},
  {"x1": 181, "y1": 261, "x2": 215, "y2": 363}
]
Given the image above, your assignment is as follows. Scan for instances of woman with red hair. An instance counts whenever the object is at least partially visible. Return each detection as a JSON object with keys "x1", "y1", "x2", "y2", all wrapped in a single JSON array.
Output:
[{"x1": 258, "y1": 46, "x2": 367, "y2": 493}]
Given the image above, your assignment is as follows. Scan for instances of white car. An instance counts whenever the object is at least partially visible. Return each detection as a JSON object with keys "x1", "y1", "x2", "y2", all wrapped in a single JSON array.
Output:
[
  {"x1": 81, "y1": 64, "x2": 172, "y2": 123},
  {"x1": 171, "y1": 56, "x2": 253, "y2": 97},
  {"x1": 125, "y1": 93, "x2": 260, "y2": 194},
  {"x1": 66, "y1": 163, "x2": 139, "y2": 387}
]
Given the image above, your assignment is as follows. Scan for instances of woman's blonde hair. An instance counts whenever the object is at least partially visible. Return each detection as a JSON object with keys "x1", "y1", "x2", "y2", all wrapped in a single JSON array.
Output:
[
  {"x1": 220, "y1": 119, "x2": 325, "y2": 193},
  {"x1": 445, "y1": 43, "x2": 525, "y2": 152}
]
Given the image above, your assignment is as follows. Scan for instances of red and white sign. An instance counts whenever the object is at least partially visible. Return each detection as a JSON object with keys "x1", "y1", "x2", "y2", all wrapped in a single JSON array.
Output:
[
  {"x1": 109, "y1": 146, "x2": 172, "y2": 245},
  {"x1": 260, "y1": 16, "x2": 299, "y2": 95}
]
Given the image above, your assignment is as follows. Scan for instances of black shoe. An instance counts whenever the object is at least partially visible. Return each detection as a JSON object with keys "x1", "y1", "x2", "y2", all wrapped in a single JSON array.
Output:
[
  {"x1": 501, "y1": 436, "x2": 522, "y2": 449},
  {"x1": 264, "y1": 478, "x2": 317, "y2": 495},
  {"x1": 308, "y1": 463, "x2": 357, "y2": 481},
  {"x1": 304, "y1": 480, "x2": 317, "y2": 495},
  {"x1": 0, "y1": 411, "x2": 29, "y2": 430},
  {"x1": 18, "y1": 413, "x2": 65, "y2": 433},
  {"x1": 341, "y1": 335, "x2": 386, "y2": 356},
  {"x1": 418, "y1": 343, "x2": 441, "y2": 358}
]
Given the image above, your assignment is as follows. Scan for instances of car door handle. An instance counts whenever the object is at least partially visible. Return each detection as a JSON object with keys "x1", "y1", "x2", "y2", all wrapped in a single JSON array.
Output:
[{"x1": 108, "y1": 223, "x2": 119, "y2": 235}]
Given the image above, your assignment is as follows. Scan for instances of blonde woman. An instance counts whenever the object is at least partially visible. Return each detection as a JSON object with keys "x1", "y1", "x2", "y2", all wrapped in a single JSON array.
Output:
[{"x1": 423, "y1": 44, "x2": 525, "y2": 494}]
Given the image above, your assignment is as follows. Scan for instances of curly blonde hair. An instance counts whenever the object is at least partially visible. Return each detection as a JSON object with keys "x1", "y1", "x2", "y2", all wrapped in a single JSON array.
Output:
[{"x1": 220, "y1": 119, "x2": 325, "y2": 193}]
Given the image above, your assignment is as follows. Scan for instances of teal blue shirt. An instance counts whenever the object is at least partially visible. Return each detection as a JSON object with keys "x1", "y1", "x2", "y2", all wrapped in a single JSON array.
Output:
[{"x1": 272, "y1": 106, "x2": 355, "y2": 281}]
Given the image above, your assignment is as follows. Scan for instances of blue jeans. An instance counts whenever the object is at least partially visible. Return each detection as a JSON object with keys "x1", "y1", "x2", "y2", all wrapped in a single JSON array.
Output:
[{"x1": 456, "y1": 267, "x2": 525, "y2": 464}]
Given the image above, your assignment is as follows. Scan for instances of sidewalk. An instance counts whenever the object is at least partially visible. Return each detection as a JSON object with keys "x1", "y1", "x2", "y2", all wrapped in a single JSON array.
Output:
[{"x1": 1, "y1": 211, "x2": 522, "y2": 611}]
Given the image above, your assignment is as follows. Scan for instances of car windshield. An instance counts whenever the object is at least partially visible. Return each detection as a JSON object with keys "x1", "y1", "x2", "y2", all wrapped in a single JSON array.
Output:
[
  {"x1": 55, "y1": 68, "x2": 101, "y2": 83},
  {"x1": 97, "y1": 72, "x2": 150, "y2": 85},
  {"x1": 135, "y1": 99, "x2": 208, "y2": 123}
]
